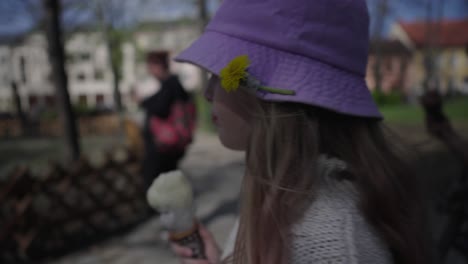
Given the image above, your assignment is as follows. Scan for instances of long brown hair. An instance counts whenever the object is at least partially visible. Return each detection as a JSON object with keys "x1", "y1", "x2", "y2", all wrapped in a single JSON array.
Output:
[{"x1": 231, "y1": 98, "x2": 428, "y2": 264}]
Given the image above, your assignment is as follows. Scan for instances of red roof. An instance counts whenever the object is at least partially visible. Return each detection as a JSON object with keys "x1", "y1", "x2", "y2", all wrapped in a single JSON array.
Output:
[{"x1": 399, "y1": 19, "x2": 468, "y2": 48}]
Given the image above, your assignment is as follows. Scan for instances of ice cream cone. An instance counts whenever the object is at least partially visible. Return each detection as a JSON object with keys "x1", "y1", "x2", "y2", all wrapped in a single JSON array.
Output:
[
  {"x1": 169, "y1": 222, "x2": 205, "y2": 259},
  {"x1": 146, "y1": 170, "x2": 206, "y2": 259}
]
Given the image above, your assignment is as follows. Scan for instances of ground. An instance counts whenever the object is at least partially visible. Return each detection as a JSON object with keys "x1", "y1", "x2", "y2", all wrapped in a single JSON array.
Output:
[
  {"x1": 45, "y1": 123, "x2": 467, "y2": 264},
  {"x1": 1, "y1": 117, "x2": 468, "y2": 263},
  {"x1": 48, "y1": 132, "x2": 244, "y2": 264}
]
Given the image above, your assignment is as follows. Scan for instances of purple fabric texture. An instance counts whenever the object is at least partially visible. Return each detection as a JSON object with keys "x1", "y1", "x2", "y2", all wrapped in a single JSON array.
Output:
[{"x1": 175, "y1": 0, "x2": 382, "y2": 118}]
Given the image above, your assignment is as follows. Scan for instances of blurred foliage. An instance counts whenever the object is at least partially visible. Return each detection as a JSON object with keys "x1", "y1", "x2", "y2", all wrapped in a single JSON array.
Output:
[
  {"x1": 381, "y1": 96, "x2": 468, "y2": 124},
  {"x1": 372, "y1": 89, "x2": 404, "y2": 106},
  {"x1": 73, "y1": 103, "x2": 94, "y2": 116},
  {"x1": 40, "y1": 109, "x2": 59, "y2": 121},
  {"x1": 108, "y1": 29, "x2": 125, "y2": 80},
  {"x1": 72, "y1": 104, "x2": 114, "y2": 117}
]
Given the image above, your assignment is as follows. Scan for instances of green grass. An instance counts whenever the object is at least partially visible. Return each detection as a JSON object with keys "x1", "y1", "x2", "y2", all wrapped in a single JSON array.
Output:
[
  {"x1": 381, "y1": 97, "x2": 468, "y2": 124},
  {"x1": 445, "y1": 98, "x2": 468, "y2": 119}
]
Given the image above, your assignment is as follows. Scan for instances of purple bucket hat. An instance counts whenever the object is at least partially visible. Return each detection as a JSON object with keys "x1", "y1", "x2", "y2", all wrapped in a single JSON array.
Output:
[{"x1": 175, "y1": 0, "x2": 382, "y2": 118}]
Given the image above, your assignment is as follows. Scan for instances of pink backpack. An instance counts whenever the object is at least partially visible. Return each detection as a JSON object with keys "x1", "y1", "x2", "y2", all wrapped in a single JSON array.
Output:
[{"x1": 149, "y1": 101, "x2": 196, "y2": 153}]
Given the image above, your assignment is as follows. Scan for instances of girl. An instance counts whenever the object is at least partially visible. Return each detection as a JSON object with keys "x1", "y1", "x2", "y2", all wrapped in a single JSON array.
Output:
[{"x1": 170, "y1": 0, "x2": 428, "y2": 263}]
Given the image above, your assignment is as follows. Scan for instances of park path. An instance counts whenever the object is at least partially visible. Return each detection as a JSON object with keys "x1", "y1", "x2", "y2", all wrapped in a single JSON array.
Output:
[
  {"x1": 51, "y1": 132, "x2": 244, "y2": 264},
  {"x1": 50, "y1": 126, "x2": 468, "y2": 264}
]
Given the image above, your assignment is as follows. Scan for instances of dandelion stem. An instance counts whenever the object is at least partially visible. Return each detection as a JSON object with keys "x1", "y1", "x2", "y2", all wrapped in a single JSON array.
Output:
[{"x1": 258, "y1": 86, "x2": 296, "y2": 95}]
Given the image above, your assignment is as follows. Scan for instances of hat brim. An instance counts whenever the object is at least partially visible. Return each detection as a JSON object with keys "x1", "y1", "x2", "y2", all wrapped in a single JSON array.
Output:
[{"x1": 175, "y1": 31, "x2": 382, "y2": 119}]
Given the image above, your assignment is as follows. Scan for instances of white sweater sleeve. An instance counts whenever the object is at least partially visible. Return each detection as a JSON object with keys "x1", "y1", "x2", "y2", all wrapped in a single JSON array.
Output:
[{"x1": 289, "y1": 182, "x2": 393, "y2": 264}]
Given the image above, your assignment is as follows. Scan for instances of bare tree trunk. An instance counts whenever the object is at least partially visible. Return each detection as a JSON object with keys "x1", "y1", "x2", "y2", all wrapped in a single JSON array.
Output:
[
  {"x1": 197, "y1": 0, "x2": 209, "y2": 86},
  {"x1": 197, "y1": 0, "x2": 210, "y2": 128},
  {"x1": 373, "y1": 49, "x2": 383, "y2": 92},
  {"x1": 198, "y1": 0, "x2": 209, "y2": 28},
  {"x1": 43, "y1": 0, "x2": 80, "y2": 161},
  {"x1": 107, "y1": 37, "x2": 125, "y2": 137},
  {"x1": 11, "y1": 81, "x2": 28, "y2": 136},
  {"x1": 398, "y1": 58, "x2": 409, "y2": 97},
  {"x1": 372, "y1": 0, "x2": 388, "y2": 93},
  {"x1": 105, "y1": 32, "x2": 123, "y2": 113},
  {"x1": 422, "y1": 0, "x2": 438, "y2": 90},
  {"x1": 96, "y1": 0, "x2": 123, "y2": 112},
  {"x1": 197, "y1": 0, "x2": 209, "y2": 91}
]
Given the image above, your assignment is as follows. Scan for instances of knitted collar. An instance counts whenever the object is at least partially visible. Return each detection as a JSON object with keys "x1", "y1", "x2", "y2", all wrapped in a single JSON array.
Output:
[{"x1": 316, "y1": 155, "x2": 348, "y2": 179}]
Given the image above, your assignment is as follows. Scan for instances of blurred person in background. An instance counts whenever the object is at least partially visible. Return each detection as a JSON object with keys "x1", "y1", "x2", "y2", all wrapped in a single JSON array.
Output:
[
  {"x1": 135, "y1": 51, "x2": 195, "y2": 191},
  {"x1": 169, "y1": 0, "x2": 429, "y2": 263}
]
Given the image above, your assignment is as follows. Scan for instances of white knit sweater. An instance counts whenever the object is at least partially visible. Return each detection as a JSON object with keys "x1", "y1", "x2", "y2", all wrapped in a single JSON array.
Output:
[{"x1": 221, "y1": 156, "x2": 393, "y2": 263}]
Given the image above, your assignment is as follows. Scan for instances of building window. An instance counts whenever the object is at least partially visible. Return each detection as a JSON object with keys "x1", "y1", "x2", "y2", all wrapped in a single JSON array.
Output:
[
  {"x1": 45, "y1": 95, "x2": 56, "y2": 106},
  {"x1": 47, "y1": 72, "x2": 54, "y2": 83},
  {"x1": 28, "y1": 95, "x2": 38, "y2": 108},
  {"x1": 96, "y1": 94, "x2": 104, "y2": 105},
  {"x1": 78, "y1": 95, "x2": 87, "y2": 106},
  {"x1": 77, "y1": 72, "x2": 86, "y2": 82},
  {"x1": 80, "y1": 53, "x2": 91, "y2": 61},
  {"x1": 94, "y1": 69, "x2": 104, "y2": 80},
  {"x1": 66, "y1": 53, "x2": 75, "y2": 63}
]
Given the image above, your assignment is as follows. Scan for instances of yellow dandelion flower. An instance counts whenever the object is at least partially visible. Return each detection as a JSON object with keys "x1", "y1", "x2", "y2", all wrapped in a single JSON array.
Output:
[{"x1": 220, "y1": 55, "x2": 250, "y2": 92}]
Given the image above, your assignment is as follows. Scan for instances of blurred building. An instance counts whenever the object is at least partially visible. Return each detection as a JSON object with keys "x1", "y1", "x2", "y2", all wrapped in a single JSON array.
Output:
[
  {"x1": 0, "y1": 19, "x2": 201, "y2": 115},
  {"x1": 0, "y1": 32, "x2": 134, "y2": 113},
  {"x1": 389, "y1": 19, "x2": 467, "y2": 96},
  {"x1": 0, "y1": 34, "x2": 51, "y2": 113},
  {"x1": 5, "y1": 18, "x2": 465, "y2": 114},
  {"x1": 66, "y1": 32, "x2": 133, "y2": 109},
  {"x1": 366, "y1": 40, "x2": 413, "y2": 95}
]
